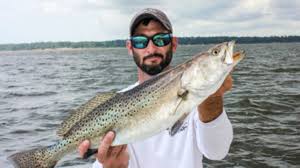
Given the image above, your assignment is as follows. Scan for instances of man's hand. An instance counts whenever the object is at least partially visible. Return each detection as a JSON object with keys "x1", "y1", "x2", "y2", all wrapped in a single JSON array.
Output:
[
  {"x1": 211, "y1": 75, "x2": 233, "y2": 97},
  {"x1": 78, "y1": 131, "x2": 129, "y2": 168},
  {"x1": 198, "y1": 75, "x2": 233, "y2": 123}
]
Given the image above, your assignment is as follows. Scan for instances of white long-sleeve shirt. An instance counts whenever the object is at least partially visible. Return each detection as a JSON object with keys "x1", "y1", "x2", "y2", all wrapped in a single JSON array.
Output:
[{"x1": 92, "y1": 83, "x2": 233, "y2": 168}]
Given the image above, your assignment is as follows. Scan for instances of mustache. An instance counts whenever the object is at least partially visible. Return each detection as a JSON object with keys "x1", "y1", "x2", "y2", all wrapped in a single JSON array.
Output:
[{"x1": 143, "y1": 53, "x2": 164, "y2": 61}]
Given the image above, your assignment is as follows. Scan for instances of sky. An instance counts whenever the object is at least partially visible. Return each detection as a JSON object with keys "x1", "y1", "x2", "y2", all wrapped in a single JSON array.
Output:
[{"x1": 0, "y1": 0, "x2": 299, "y2": 44}]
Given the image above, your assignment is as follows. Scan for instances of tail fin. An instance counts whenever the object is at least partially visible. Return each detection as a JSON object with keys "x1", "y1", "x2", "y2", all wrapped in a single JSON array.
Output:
[{"x1": 8, "y1": 145, "x2": 59, "y2": 168}]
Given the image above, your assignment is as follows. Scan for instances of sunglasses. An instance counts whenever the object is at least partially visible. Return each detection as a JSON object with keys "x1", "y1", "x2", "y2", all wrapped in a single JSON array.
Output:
[{"x1": 130, "y1": 33, "x2": 172, "y2": 49}]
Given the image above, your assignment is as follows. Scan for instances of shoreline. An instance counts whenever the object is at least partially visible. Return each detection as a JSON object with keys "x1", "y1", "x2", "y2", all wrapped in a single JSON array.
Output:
[
  {"x1": 1, "y1": 35, "x2": 300, "y2": 52},
  {"x1": 0, "y1": 42, "x2": 300, "y2": 53}
]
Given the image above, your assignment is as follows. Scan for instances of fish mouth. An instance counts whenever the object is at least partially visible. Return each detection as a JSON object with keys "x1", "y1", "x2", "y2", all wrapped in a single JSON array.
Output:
[
  {"x1": 224, "y1": 41, "x2": 245, "y2": 65},
  {"x1": 224, "y1": 41, "x2": 235, "y2": 65},
  {"x1": 233, "y1": 50, "x2": 245, "y2": 64}
]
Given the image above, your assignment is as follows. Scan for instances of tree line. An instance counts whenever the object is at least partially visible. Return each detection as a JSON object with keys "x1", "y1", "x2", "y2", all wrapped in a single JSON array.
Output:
[{"x1": 0, "y1": 36, "x2": 299, "y2": 51}]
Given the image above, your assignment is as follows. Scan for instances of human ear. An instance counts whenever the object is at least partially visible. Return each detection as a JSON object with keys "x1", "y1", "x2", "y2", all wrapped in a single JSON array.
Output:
[
  {"x1": 171, "y1": 36, "x2": 178, "y2": 53},
  {"x1": 126, "y1": 40, "x2": 133, "y2": 56}
]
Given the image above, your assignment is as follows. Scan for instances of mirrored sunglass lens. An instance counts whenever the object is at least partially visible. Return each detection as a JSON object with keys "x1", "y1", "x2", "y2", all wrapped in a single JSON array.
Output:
[
  {"x1": 153, "y1": 34, "x2": 171, "y2": 47},
  {"x1": 132, "y1": 36, "x2": 148, "y2": 48}
]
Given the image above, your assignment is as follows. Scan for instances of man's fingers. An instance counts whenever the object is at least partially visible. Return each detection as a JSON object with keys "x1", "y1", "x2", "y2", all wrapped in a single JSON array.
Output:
[
  {"x1": 109, "y1": 145, "x2": 126, "y2": 158},
  {"x1": 210, "y1": 75, "x2": 233, "y2": 97},
  {"x1": 78, "y1": 140, "x2": 90, "y2": 157},
  {"x1": 116, "y1": 145, "x2": 127, "y2": 157},
  {"x1": 97, "y1": 131, "x2": 115, "y2": 163}
]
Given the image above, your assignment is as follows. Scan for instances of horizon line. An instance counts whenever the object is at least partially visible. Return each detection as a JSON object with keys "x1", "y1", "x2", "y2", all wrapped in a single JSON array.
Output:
[{"x1": 1, "y1": 35, "x2": 300, "y2": 45}]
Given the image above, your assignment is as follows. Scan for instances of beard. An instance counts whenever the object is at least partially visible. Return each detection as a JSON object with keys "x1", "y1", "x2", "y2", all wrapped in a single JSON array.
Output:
[{"x1": 133, "y1": 49, "x2": 173, "y2": 76}]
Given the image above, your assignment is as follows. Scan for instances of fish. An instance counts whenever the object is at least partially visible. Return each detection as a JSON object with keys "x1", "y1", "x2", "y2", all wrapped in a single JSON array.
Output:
[{"x1": 8, "y1": 41, "x2": 245, "y2": 168}]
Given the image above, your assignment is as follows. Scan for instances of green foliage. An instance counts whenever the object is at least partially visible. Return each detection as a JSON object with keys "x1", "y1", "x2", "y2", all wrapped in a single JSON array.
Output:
[
  {"x1": 0, "y1": 36, "x2": 299, "y2": 51},
  {"x1": 178, "y1": 36, "x2": 300, "y2": 44}
]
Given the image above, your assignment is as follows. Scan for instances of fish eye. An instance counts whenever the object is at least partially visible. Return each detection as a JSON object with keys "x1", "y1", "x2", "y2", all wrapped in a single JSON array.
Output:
[{"x1": 212, "y1": 49, "x2": 219, "y2": 56}]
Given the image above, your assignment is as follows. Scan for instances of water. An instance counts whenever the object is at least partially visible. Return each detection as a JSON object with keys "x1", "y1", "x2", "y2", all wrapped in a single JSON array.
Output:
[{"x1": 0, "y1": 43, "x2": 299, "y2": 168}]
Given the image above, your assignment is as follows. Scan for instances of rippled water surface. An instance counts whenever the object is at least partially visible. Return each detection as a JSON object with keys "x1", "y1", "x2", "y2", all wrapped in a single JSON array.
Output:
[{"x1": 0, "y1": 43, "x2": 299, "y2": 168}]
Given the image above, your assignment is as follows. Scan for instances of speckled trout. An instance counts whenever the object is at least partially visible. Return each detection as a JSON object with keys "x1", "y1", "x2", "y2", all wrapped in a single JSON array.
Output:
[{"x1": 8, "y1": 41, "x2": 245, "y2": 168}]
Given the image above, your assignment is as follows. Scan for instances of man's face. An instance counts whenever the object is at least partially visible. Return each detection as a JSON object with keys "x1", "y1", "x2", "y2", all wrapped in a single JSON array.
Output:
[{"x1": 129, "y1": 20, "x2": 175, "y2": 75}]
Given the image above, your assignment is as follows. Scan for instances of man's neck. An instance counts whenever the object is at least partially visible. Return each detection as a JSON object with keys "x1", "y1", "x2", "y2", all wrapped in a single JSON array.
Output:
[
  {"x1": 137, "y1": 66, "x2": 171, "y2": 84},
  {"x1": 137, "y1": 68, "x2": 152, "y2": 84}
]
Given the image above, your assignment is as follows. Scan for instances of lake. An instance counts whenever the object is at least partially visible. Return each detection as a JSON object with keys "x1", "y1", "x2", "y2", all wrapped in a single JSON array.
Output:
[{"x1": 0, "y1": 43, "x2": 299, "y2": 167}]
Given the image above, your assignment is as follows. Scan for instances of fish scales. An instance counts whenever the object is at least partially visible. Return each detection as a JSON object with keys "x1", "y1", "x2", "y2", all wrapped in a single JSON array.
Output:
[
  {"x1": 57, "y1": 91, "x2": 117, "y2": 137},
  {"x1": 8, "y1": 41, "x2": 245, "y2": 168},
  {"x1": 65, "y1": 67, "x2": 185, "y2": 145}
]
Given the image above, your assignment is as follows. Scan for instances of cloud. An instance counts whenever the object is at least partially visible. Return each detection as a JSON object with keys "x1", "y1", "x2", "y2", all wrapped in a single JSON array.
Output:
[
  {"x1": 269, "y1": 0, "x2": 300, "y2": 21},
  {"x1": 0, "y1": 0, "x2": 299, "y2": 43}
]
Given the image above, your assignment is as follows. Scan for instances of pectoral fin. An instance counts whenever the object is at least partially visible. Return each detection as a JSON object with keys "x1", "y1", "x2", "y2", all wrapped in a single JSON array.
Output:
[{"x1": 169, "y1": 113, "x2": 188, "y2": 136}]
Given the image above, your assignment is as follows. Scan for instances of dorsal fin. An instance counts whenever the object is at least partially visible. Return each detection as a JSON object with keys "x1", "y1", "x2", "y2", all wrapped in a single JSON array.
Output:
[{"x1": 57, "y1": 91, "x2": 117, "y2": 137}]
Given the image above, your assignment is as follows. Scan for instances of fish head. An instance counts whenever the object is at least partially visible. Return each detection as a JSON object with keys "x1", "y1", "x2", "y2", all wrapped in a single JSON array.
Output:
[
  {"x1": 196, "y1": 41, "x2": 245, "y2": 76},
  {"x1": 181, "y1": 41, "x2": 245, "y2": 94},
  {"x1": 207, "y1": 40, "x2": 244, "y2": 67}
]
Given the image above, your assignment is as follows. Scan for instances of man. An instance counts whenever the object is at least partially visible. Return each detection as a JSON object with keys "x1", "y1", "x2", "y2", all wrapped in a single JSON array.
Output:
[{"x1": 79, "y1": 8, "x2": 233, "y2": 168}]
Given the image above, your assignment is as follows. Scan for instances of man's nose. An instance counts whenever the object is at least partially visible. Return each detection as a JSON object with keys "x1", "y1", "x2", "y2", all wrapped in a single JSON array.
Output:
[{"x1": 145, "y1": 40, "x2": 158, "y2": 54}]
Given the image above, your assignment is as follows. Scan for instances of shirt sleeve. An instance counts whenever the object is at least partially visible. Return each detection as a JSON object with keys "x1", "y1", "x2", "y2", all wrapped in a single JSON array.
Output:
[{"x1": 193, "y1": 108, "x2": 233, "y2": 160}]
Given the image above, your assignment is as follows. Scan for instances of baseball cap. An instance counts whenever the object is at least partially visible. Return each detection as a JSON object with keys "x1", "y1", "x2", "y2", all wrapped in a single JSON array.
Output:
[{"x1": 129, "y1": 8, "x2": 173, "y2": 36}]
